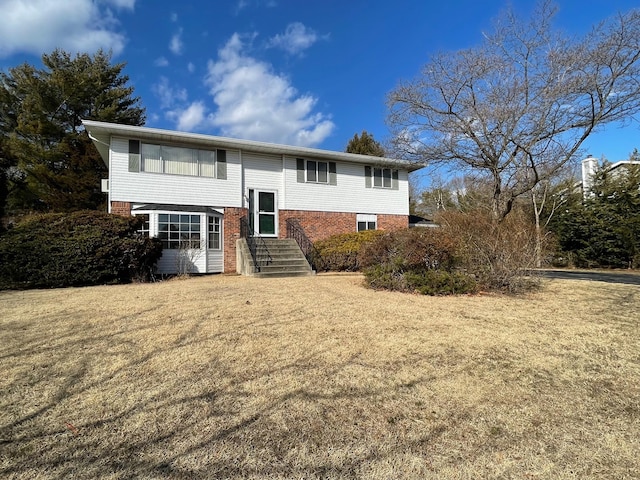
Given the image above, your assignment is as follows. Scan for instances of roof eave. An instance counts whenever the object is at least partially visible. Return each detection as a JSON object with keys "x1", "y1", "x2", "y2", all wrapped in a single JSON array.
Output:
[{"x1": 82, "y1": 120, "x2": 424, "y2": 171}]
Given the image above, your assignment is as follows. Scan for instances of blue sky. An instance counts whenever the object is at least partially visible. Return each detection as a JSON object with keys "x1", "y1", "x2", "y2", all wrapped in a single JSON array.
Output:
[{"x1": 1, "y1": 0, "x2": 639, "y2": 166}]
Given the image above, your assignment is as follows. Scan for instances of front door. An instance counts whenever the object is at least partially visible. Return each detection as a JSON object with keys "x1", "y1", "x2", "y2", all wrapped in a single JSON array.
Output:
[{"x1": 250, "y1": 189, "x2": 277, "y2": 236}]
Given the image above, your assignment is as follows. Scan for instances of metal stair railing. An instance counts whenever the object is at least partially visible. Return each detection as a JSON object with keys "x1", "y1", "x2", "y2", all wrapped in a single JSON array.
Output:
[
  {"x1": 240, "y1": 216, "x2": 272, "y2": 272},
  {"x1": 286, "y1": 218, "x2": 316, "y2": 269}
]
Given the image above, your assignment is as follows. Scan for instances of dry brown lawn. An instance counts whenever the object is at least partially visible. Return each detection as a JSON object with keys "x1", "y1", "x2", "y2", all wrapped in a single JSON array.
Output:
[{"x1": 1, "y1": 274, "x2": 639, "y2": 479}]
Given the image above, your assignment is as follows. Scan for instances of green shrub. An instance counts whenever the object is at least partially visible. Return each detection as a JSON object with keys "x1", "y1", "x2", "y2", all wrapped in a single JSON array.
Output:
[
  {"x1": 361, "y1": 228, "x2": 476, "y2": 295},
  {"x1": 405, "y1": 270, "x2": 478, "y2": 295},
  {"x1": 363, "y1": 264, "x2": 410, "y2": 291},
  {"x1": 312, "y1": 230, "x2": 385, "y2": 271},
  {"x1": 0, "y1": 211, "x2": 163, "y2": 290}
]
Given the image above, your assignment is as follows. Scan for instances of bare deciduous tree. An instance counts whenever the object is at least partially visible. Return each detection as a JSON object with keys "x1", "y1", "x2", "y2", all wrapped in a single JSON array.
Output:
[{"x1": 387, "y1": 1, "x2": 640, "y2": 220}]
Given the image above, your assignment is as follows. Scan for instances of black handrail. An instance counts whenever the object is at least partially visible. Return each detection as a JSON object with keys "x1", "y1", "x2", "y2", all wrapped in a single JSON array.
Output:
[
  {"x1": 240, "y1": 216, "x2": 272, "y2": 272},
  {"x1": 286, "y1": 218, "x2": 316, "y2": 268}
]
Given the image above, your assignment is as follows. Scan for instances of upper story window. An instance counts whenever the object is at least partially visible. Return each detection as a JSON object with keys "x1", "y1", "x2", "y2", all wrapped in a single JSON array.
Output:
[
  {"x1": 306, "y1": 160, "x2": 328, "y2": 183},
  {"x1": 364, "y1": 166, "x2": 399, "y2": 190},
  {"x1": 374, "y1": 167, "x2": 392, "y2": 188},
  {"x1": 128, "y1": 140, "x2": 227, "y2": 179},
  {"x1": 296, "y1": 158, "x2": 337, "y2": 185}
]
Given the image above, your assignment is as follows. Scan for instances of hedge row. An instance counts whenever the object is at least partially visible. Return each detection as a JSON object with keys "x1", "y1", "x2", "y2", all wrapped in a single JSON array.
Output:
[
  {"x1": 313, "y1": 211, "x2": 540, "y2": 295},
  {"x1": 312, "y1": 230, "x2": 384, "y2": 271},
  {"x1": 360, "y1": 228, "x2": 479, "y2": 295},
  {"x1": 0, "y1": 211, "x2": 163, "y2": 289}
]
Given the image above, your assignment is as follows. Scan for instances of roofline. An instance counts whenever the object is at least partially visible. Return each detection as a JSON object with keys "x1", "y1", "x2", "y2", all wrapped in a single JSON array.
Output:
[{"x1": 82, "y1": 120, "x2": 424, "y2": 171}]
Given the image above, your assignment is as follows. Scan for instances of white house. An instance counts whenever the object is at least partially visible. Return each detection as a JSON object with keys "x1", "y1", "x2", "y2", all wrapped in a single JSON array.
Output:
[
  {"x1": 581, "y1": 155, "x2": 640, "y2": 198},
  {"x1": 83, "y1": 120, "x2": 420, "y2": 274}
]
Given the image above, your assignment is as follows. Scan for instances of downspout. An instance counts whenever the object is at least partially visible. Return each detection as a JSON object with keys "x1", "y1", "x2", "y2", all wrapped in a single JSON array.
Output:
[{"x1": 87, "y1": 132, "x2": 112, "y2": 212}]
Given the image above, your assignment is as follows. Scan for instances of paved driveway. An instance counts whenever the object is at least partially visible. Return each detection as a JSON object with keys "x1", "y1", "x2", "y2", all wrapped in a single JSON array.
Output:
[{"x1": 540, "y1": 269, "x2": 640, "y2": 286}]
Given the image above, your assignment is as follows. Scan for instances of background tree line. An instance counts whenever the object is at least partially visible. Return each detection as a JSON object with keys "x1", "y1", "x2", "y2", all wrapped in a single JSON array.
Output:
[{"x1": 412, "y1": 149, "x2": 640, "y2": 269}]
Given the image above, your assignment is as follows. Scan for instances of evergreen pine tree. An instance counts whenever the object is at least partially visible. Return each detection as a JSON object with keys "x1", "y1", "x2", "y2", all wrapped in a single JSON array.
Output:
[{"x1": 0, "y1": 49, "x2": 145, "y2": 216}]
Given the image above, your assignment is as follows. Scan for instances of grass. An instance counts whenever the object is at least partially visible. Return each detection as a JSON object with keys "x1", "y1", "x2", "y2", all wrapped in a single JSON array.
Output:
[{"x1": 1, "y1": 274, "x2": 639, "y2": 479}]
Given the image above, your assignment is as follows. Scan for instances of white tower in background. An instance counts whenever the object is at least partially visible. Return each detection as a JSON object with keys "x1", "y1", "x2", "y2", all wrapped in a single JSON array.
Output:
[{"x1": 581, "y1": 156, "x2": 598, "y2": 198}]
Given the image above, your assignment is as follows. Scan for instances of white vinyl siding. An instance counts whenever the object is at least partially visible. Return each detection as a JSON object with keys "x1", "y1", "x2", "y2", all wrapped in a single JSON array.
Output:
[
  {"x1": 284, "y1": 157, "x2": 409, "y2": 215},
  {"x1": 243, "y1": 152, "x2": 283, "y2": 208},
  {"x1": 110, "y1": 137, "x2": 241, "y2": 207}
]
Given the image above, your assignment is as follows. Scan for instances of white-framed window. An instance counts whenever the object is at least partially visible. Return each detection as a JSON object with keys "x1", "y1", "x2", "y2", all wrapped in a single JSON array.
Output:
[
  {"x1": 374, "y1": 167, "x2": 392, "y2": 188},
  {"x1": 296, "y1": 158, "x2": 337, "y2": 185},
  {"x1": 132, "y1": 209, "x2": 223, "y2": 251},
  {"x1": 128, "y1": 140, "x2": 227, "y2": 179},
  {"x1": 365, "y1": 166, "x2": 399, "y2": 189},
  {"x1": 208, "y1": 216, "x2": 221, "y2": 250},
  {"x1": 357, "y1": 214, "x2": 377, "y2": 232},
  {"x1": 306, "y1": 160, "x2": 329, "y2": 183},
  {"x1": 158, "y1": 213, "x2": 201, "y2": 249},
  {"x1": 136, "y1": 213, "x2": 150, "y2": 237}
]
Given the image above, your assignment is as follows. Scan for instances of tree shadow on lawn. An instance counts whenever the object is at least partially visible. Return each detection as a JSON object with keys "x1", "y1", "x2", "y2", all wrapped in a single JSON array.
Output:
[
  {"x1": 2, "y1": 284, "x2": 638, "y2": 479},
  {"x1": 0, "y1": 310, "x2": 462, "y2": 479}
]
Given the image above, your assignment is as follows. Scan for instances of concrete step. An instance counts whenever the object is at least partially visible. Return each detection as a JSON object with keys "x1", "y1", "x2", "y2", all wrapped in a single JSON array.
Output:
[
  {"x1": 240, "y1": 237, "x2": 315, "y2": 278},
  {"x1": 253, "y1": 270, "x2": 315, "y2": 278},
  {"x1": 254, "y1": 258, "x2": 310, "y2": 266},
  {"x1": 254, "y1": 248, "x2": 304, "y2": 256}
]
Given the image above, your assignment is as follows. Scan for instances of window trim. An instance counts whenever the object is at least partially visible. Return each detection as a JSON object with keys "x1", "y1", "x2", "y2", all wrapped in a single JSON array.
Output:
[
  {"x1": 356, "y1": 214, "x2": 377, "y2": 232},
  {"x1": 296, "y1": 158, "x2": 337, "y2": 185},
  {"x1": 208, "y1": 215, "x2": 222, "y2": 250},
  {"x1": 365, "y1": 166, "x2": 399, "y2": 190},
  {"x1": 306, "y1": 159, "x2": 329, "y2": 183},
  {"x1": 136, "y1": 213, "x2": 150, "y2": 237},
  {"x1": 157, "y1": 213, "x2": 202, "y2": 250},
  {"x1": 128, "y1": 139, "x2": 227, "y2": 179},
  {"x1": 133, "y1": 209, "x2": 224, "y2": 252}
]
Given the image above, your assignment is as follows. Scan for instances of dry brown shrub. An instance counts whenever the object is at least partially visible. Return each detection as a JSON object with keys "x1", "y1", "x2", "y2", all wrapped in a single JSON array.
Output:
[{"x1": 437, "y1": 210, "x2": 540, "y2": 292}]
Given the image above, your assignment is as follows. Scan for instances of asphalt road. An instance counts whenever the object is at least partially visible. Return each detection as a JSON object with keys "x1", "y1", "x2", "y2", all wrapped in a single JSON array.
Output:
[{"x1": 540, "y1": 269, "x2": 640, "y2": 286}]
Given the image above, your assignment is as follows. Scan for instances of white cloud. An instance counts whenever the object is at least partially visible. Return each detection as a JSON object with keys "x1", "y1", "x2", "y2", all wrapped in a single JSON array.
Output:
[
  {"x1": 0, "y1": 0, "x2": 134, "y2": 58},
  {"x1": 235, "y1": 0, "x2": 276, "y2": 13},
  {"x1": 205, "y1": 33, "x2": 334, "y2": 147},
  {"x1": 175, "y1": 102, "x2": 207, "y2": 131},
  {"x1": 152, "y1": 77, "x2": 187, "y2": 109},
  {"x1": 153, "y1": 77, "x2": 209, "y2": 131},
  {"x1": 169, "y1": 28, "x2": 184, "y2": 55},
  {"x1": 187, "y1": 62, "x2": 195, "y2": 73},
  {"x1": 103, "y1": 0, "x2": 135, "y2": 8},
  {"x1": 154, "y1": 56, "x2": 169, "y2": 67},
  {"x1": 170, "y1": 12, "x2": 178, "y2": 22},
  {"x1": 267, "y1": 22, "x2": 319, "y2": 55}
]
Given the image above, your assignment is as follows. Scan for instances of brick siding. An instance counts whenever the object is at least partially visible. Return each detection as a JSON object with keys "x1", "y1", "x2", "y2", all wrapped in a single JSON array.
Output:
[
  {"x1": 279, "y1": 210, "x2": 408, "y2": 243},
  {"x1": 378, "y1": 213, "x2": 409, "y2": 231},
  {"x1": 111, "y1": 201, "x2": 131, "y2": 216},
  {"x1": 109, "y1": 203, "x2": 406, "y2": 273},
  {"x1": 223, "y1": 207, "x2": 247, "y2": 273}
]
